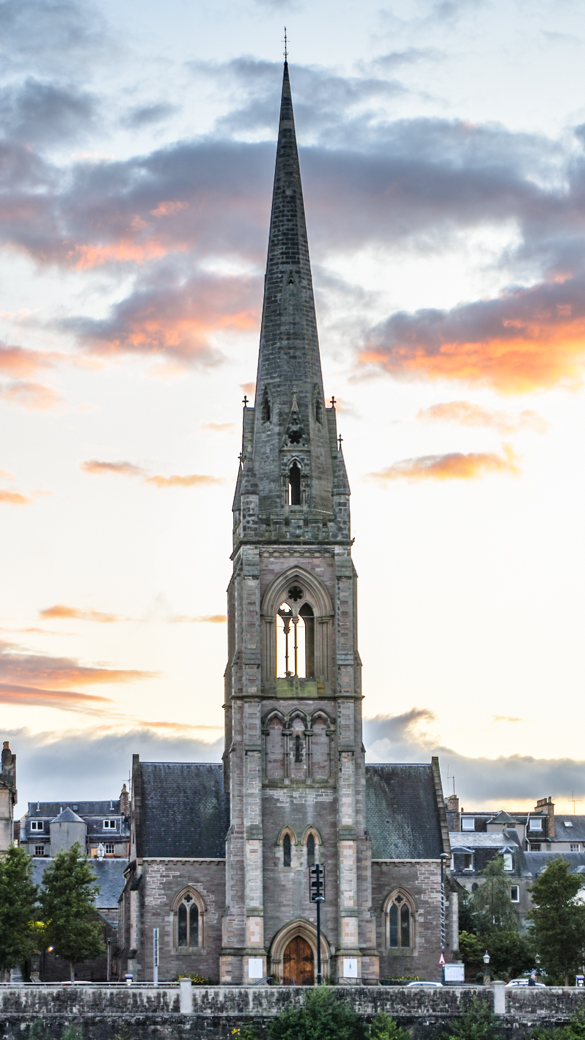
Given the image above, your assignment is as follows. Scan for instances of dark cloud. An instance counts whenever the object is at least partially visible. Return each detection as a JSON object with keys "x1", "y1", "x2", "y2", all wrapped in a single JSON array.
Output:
[
  {"x1": 5, "y1": 726, "x2": 223, "y2": 815},
  {"x1": 363, "y1": 710, "x2": 585, "y2": 807},
  {"x1": 121, "y1": 103, "x2": 179, "y2": 130},
  {"x1": 0, "y1": 79, "x2": 97, "y2": 146},
  {"x1": 0, "y1": 0, "x2": 111, "y2": 76}
]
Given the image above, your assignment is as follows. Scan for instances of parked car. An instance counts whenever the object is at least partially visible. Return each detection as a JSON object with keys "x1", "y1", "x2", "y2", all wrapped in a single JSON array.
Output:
[
  {"x1": 506, "y1": 979, "x2": 546, "y2": 988},
  {"x1": 405, "y1": 981, "x2": 443, "y2": 988}
]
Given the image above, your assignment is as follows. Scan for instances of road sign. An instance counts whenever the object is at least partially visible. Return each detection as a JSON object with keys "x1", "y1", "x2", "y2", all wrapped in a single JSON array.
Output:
[{"x1": 439, "y1": 952, "x2": 445, "y2": 966}]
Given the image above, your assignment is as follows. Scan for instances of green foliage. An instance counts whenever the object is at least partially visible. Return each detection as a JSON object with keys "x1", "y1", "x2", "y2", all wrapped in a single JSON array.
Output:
[
  {"x1": 39, "y1": 842, "x2": 104, "y2": 980},
  {"x1": 443, "y1": 997, "x2": 503, "y2": 1040},
  {"x1": 60, "y1": 1027, "x2": 83, "y2": 1040},
  {"x1": 530, "y1": 1010, "x2": 585, "y2": 1040},
  {"x1": 268, "y1": 987, "x2": 360, "y2": 1040},
  {"x1": 458, "y1": 890, "x2": 476, "y2": 935},
  {"x1": 27, "y1": 1023, "x2": 48, "y2": 1040},
  {"x1": 470, "y1": 856, "x2": 519, "y2": 935},
  {"x1": 0, "y1": 845, "x2": 39, "y2": 972},
  {"x1": 528, "y1": 857, "x2": 585, "y2": 984},
  {"x1": 458, "y1": 931, "x2": 484, "y2": 968},
  {"x1": 232, "y1": 1027, "x2": 262, "y2": 1040},
  {"x1": 367, "y1": 1011, "x2": 410, "y2": 1039}
]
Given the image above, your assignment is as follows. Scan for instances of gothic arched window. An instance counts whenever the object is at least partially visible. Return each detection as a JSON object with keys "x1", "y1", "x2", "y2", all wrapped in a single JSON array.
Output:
[
  {"x1": 385, "y1": 891, "x2": 415, "y2": 950},
  {"x1": 174, "y1": 889, "x2": 204, "y2": 949},
  {"x1": 283, "y1": 833, "x2": 291, "y2": 867},
  {"x1": 288, "y1": 461, "x2": 301, "y2": 504},
  {"x1": 307, "y1": 832, "x2": 315, "y2": 866}
]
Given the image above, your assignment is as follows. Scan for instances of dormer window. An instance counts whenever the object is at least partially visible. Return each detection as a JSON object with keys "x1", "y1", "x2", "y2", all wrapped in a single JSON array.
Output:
[
  {"x1": 529, "y1": 818, "x2": 543, "y2": 832},
  {"x1": 103, "y1": 819, "x2": 117, "y2": 830},
  {"x1": 503, "y1": 853, "x2": 513, "y2": 871},
  {"x1": 461, "y1": 817, "x2": 475, "y2": 831},
  {"x1": 30, "y1": 820, "x2": 44, "y2": 831}
]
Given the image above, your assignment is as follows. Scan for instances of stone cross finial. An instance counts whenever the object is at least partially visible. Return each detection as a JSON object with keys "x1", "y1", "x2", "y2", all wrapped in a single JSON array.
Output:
[
  {"x1": 338, "y1": 434, "x2": 343, "y2": 450},
  {"x1": 243, "y1": 395, "x2": 248, "y2": 407},
  {"x1": 330, "y1": 396, "x2": 336, "y2": 408}
]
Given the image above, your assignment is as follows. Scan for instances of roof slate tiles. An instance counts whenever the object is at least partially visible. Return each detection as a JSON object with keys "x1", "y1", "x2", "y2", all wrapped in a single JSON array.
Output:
[
  {"x1": 140, "y1": 762, "x2": 229, "y2": 859},
  {"x1": 366, "y1": 764, "x2": 443, "y2": 859}
]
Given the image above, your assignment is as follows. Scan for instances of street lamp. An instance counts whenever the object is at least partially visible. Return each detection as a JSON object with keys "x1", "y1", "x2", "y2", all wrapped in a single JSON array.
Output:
[
  {"x1": 440, "y1": 853, "x2": 449, "y2": 983},
  {"x1": 483, "y1": 950, "x2": 491, "y2": 986}
]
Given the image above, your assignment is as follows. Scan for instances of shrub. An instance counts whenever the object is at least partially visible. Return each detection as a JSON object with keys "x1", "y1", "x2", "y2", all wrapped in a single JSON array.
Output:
[
  {"x1": 268, "y1": 987, "x2": 360, "y2": 1040},
  {"x1": 174, "y1": 971, "x2": 211, "y2": 985},
  {"x1": 367, "y1": 1011, "x2": 410, "y2": 1039},
  {"x1": 443, "y1": 997, "x2": 503, "y2": 1040}
]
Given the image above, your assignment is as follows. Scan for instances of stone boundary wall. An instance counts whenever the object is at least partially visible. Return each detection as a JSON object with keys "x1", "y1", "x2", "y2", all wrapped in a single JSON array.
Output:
[{"x1": 1, "y1": 984, "x2": 585, "y2": 1039}]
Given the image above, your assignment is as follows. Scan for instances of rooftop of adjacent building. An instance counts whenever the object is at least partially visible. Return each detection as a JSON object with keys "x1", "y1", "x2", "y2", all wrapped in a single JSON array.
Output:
[{"x1": 30, "y1": 856, "x2": 128, "y2": 908}]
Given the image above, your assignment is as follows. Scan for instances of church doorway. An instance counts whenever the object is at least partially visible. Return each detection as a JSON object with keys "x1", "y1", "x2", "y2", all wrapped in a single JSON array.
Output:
[{"x1": 283, "y1": 935, "x2": 314, "y2": 985}]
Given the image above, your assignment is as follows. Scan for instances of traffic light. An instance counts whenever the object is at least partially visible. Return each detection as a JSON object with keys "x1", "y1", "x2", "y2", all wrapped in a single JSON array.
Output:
[{"x1": 309, "y1": 863, "x2": 325, "y2": 902}]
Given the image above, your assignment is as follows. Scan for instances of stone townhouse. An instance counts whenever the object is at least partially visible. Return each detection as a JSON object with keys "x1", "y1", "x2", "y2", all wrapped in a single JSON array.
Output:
[{"x1": 120, "y1": 60, "x2": 454, "y2": 986}]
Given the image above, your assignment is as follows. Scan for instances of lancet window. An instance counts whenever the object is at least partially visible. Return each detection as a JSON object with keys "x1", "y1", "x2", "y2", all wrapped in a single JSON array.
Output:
[
  {"x1": 174, "y1": 888, "x2": 204, "y2": 949},
  {"x1": 276, "y1": 590, "x2": 315, "y2": 679},
  {"x1": 385, "y1": 890, "x2": 415, "y2": 950},
  {"x1": 288, "y1": 461, "x2": 301, "y2": 504}
]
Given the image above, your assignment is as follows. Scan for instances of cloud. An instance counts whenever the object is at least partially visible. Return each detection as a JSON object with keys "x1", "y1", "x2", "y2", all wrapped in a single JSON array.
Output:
[
  {"x1": 361, "y1": 276, "x2": 585, "y2": 394},
  {"x1": 144, "y1": 473, "x2": 222, "y2": 488},
  {"x1": 0, "y1": 0, "x2": 111, "y2": 76},
  {"x1": 0, "y1": 379, "x2": 61, "y2": 410},
  {"x1": 121, "y1": 102, "x2": 178, "y2": 129},
  {"x1": 3, "y1": 726, "x2": 224, "y2": 812},
  {"x1": 201, "y1": 422, "x2": 236, "y2": 433},
  {"x1": 81, "y1": 459, "x2": 221, "y2": 487},
  {"x1": 493, "y1": 715, "x2": 523, "y2": 723},
  {"x1": 0, "y1": 78, "x2": 97, "y2": 146},
  {"x1": 64, "y1": 266, "x2": 258, "y2": 363},
  {"x1": 171, "y1": 614, "x2": 227, "y2": 623},
  {"x1": 240, "y1": 382, "x2": 255, "y2": 398},
  {"x1": 0, "y1": 489, "x2": 31, "y2": 505},
  {"x1": 368, "y1": 443, "x2": 520, "y2": 482},
  {"x1": 363, "y1": 709, "x2": 585, "y2": 807},
  {"x1": 39, "y1": 604, "x2": 121, "y2": 623},
  {"x1": 417, "y1": 400, "x2": 548, "y2": 435},
  {"x1": 0, "y1": 682, "x2": 112, "y2": 710},
  {"x1": 81, "y1": 459, "x2": 145, "y2": 478},
  {"x1": 0, "y1": 344, "x2": 56, "y2": 377},
  {"x1": 0, "y1": 638, "x2": 155, "y2": 691}
]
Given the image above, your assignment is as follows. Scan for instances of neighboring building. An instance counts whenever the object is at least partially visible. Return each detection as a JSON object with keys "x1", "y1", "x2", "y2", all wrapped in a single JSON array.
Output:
[
  {"x1": 119, "y1": 61, "x2": 454, "y2": 986},
  {"x1": 0, "y1": 741, "x2": 17, "y2": 852},
  {"x1": 446, "y1": 794, "x2": 585, "y2": 852},
  {"x1": 31, "y1": 856, "x2": 128, "y2": 981},
  {"x1": 448, "y1": 794, "x2": 585, "y2": 930},
  {"x1": 20, "y1": 787, "x2": 130, "y2": 859}
]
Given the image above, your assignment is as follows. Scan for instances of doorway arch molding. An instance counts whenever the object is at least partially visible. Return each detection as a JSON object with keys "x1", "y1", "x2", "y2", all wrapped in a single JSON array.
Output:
[{"x1": 269, "y1": 918, "x2": 330, "y2": 983}]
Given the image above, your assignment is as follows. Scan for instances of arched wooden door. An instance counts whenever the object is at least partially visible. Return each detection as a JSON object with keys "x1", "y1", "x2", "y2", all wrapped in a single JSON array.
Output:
[{"x1": 283, "y1": 935, "x2": 314, "y2": 985}]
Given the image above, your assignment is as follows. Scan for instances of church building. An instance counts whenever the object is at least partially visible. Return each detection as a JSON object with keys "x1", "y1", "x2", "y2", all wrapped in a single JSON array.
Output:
[{"x1": 120, "y1": 61, "x2": 455, "y2": 986}]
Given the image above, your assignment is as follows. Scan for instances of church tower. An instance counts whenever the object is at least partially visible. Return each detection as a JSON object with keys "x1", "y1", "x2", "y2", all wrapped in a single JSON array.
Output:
[{"x1": 222, "y1": 61, "x2": 379, "y2": 985}]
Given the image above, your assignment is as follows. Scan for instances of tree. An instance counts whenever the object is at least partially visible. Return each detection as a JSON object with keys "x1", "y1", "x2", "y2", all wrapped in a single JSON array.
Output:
[
  {"x1": 470, "y1": 856, "x2": 519, "y2": 935},
  {"x1": 528, "y1": 857, "x2": 585, "y2": 985},
  {"x1": 367, "y1": 1012, "x2": 410, "y2": 1040},
  {"x1": 0, "y1": 845, "x2": 39, "y2": 976},
  {"x1": 39, "y1": 842, "x2": 104, "y2": 981},
  {"x1": 269, "y1": 987, "x2": 361, "y2": 1040},
  {"x1": 444, "y1": 997, "x2": 503, "y2": 1040}
]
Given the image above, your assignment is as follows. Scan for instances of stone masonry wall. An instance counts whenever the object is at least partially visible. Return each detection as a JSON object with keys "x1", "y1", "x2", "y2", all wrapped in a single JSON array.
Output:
[
  {"x1": 138, "y1": 860, "x2": 225, "y2": 982},
  {"x1": 2, "y1": 985, "x2": 585, "y2": 1040},
  {"x1": 372, "y1": 861, "x2": 447, "y2": 982}
]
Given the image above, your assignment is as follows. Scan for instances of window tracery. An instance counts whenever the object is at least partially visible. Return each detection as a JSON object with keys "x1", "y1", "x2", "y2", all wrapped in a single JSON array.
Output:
[
  {"x1": 385, "y1": 890, "x2": 415, "y2": 950},
  {"x1": 173, "y1": 888, "x2": 204, "y2": 949}
]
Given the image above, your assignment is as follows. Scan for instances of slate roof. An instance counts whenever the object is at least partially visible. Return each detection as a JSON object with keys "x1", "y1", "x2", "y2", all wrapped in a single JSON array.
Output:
[
  {"x1": 139, "y1": 762, "x2": 229, "y2": 859},
  {"x1": 554, "y1": 817, "x2": 585, "y2": 842},
  {"x1": 366, "y1": 764, "x2": 443, "y2": 859},
  {"x1": 450, "y1": 831, "x2": 520, "y2": 849},
  {"x1": 31, "y1": 857, "x2": 128, "y2": 908},
  {"x1": 51, "y1": 807, "x2": 85, "y2": 823},
  {"x1": 522, "y1": 851, "x2": 585, "y2": 877},
  {"x1": 28, "y1": 800, "x2": 121, "y2": 817}
]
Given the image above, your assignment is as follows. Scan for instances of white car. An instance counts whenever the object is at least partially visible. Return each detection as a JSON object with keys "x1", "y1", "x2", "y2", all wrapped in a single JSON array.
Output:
[
  {"x1": 506, "y1": 978, "x2": 546, "y2": 988},
  {"x1": 405, "y1": 981, "x2": 443, "y2": 988}
]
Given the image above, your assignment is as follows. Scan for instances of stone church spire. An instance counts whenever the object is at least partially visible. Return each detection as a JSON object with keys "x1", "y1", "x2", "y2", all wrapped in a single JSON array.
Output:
[{"x1": 244, "y1": 61, "x2": 337, "y2": 520}]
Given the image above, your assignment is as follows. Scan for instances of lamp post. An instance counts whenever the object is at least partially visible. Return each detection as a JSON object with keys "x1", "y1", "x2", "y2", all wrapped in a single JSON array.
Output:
[
  {"x1": 440, "y1": 853, "x2": 449, "y2": 983},
  {"x1": 483, "y1": 950, "x2": 491, "y2": 986}
]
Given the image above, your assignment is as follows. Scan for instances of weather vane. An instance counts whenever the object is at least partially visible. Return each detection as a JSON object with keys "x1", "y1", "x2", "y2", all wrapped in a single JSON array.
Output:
[{"x1": 283, "y1": 27, "x2": 288, "y2": 62}]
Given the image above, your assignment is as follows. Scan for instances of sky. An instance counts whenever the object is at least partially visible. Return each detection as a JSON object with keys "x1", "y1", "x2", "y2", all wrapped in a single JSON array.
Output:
[{"x1": 2, "y1": 0, "x2": 585, "y2": 816}]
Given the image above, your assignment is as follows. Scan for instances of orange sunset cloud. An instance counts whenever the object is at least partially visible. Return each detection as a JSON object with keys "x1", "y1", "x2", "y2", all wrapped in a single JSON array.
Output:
[
  {"x1": 417, "y1": 401, "x2": 548, "y2": 435},
  {"x1": 40, "y1": 605, "x2": 121, "y2": 623},
  {"x1": 368, "y1": 443, "x2": 520, "y2": 482},
  {"x1": 0, "y1": 683, "x2": 112, "y2": 710},
  {"x1": 0, "y1": 640, "x2": 155, "y2": 690},
  {"x1": 171, "y1": 614, "x2": 227, "y2": 624},
  {"x1": 0, "y1": 489, "x2": 31, "y2": 505},
  {"x1": 362, "y1": 279, "x2": 585, "y2": 394},
  {"x1": 81, "y1": 459, "x2": 220, "y2": 487}
]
